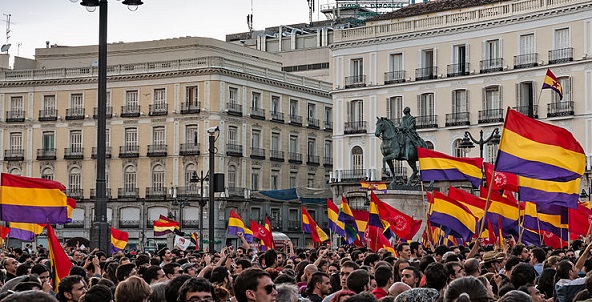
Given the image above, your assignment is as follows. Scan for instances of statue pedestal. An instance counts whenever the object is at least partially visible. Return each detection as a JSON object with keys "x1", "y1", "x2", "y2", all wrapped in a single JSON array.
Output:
[{"x1": 375, "y1": 189, "x2": 428, "y2": 241}]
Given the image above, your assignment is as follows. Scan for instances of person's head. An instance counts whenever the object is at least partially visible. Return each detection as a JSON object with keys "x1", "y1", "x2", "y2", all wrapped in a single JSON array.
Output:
[
  {"x1": 409, "y1": 242, "x2": 423, "y2": 258},
  {"x1": 555, "y1": 260, "x2": 577, "y2": 281},
  {"x1": 164, "y1": 275, "x2": 192, "y2": 302},
  {"x1": 536, "y1": 268, "x2": 556, "y2": 298},
  {"x1": 57, "y1": 275, "x2": 87, "y2": 302},
  {"x1": 444, "y1": 277, "x2": 490, "y2": 302},
  {"x1": 346, "y1": 269, "x2": 370, "y2": 294},
  {"x1": 162, "y1": 263, "x2": 182, "y2": 280},
  {"x1": 497, "y1": 289, "x2": 534, "y2": 302},
  {"x1": 434, "y1": 246, "x2": 449, "y2": 262},
  {"x1": 342, "y1": 292, "x2": 379, "y2": 302},
  {"x1": 387, "y1": 282, "x2": 411, "y2": 298},
  {"x1": 276, "y1": 283, "x2": 298, "y2": 302},
  {"x1": 114, "y1": 276, "x2": 151, "y2": 302},
  {"x1": 374, "y1": 266, "x2": 393, "y2": 289},
  {"x1": 234, "y1": 268, "x2": 277, "y2": 302},
  {"x1": 31, "y1": 263, "x2": 50, "y2": 285},
  {"x1": 512, "y1": 245, "x2": 530, "y2": 262},
  {"x1": 235, "y1": 259, "x2": 252, "y2": 275},
  {"x1": 3, "y1": 258, "x2": 17, "y2": 274},
  {"x1": 84, "y1": 284, "x2": 113, "y2": 302},
  {"x1": 264, "y1": 249, "x2": 277, "y2": 268},
  {"x1": 210, "y1": 266, "x2": 231, "y2": 286},
  {"x1": 0, "y1": 291, "x2": 59, "y2": 302},
  {"x1": 464, "y1": 258, "x2": 480, "y2": 277},
  {"x1": 445, "y1": 261, "x2": 465, "y2": 283},
  {"x1": 116, "y1": 263, "x2": 137, "y2": 282},
  {"x1": 393, "y1": 259, "x2": 410, "y2": 282},
  {"x1": 306, "y1": 272, "x2": 331, "y2": 297},
  {"x1": 177, "y1": 277, "x2": 215, "y2": 302},
  {"x1": 517, "y1": 283, "x2": 545, "y2": 302},
  {"x1": 158, "y1": 248, "x2": 172, "y2": 261},
  {"x1": 476, "y1": 275, "x2": 496, "y2": 300},
  {"x1": 143, "y1": 265, "x2": 167, "y2": 285},
  {"x1": 339, "y1": 261, "x2": 360, "y2": 290},
  {"x1": 530, "y1": 248, "x2": 545, "y2": 265},
  {"x1": 396, "y1": 243, "x2": 411, "y2": 260},
  {"x1": 424, "y1": 262, "x2": 447, "y2": 291},
  {"x1": 400, "y1": 266, "x2": 420, "y2": 288},
  {"x1": 510, "y1": 263, "x2": 536, "y2": 289}
]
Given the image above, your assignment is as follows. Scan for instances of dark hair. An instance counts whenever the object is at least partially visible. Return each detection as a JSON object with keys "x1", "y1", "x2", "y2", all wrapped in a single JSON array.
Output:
[
  {"x1": 30, "y1": 264, "x2": 49, "y2": 276},
  {"x1": 274, "y1": 274, "x2": 295, "y2": 285},
  {"x1": 396, "y1": 243, "x2": 409, "y2": 253},
  {"x1": 401, "y1": 266, "x2": 421, "y2": 287},
  {"x1": 116, "y1": 263, "x2": 136, "y2": 282},
  {"x1": 157, "y1": 247, "x2": 170, "y2": 258},
  {"x1": 374, "y1": 266, "x2": 393, "y2": 288},
  {"x1": 177, "y1": 277, "x2": 215, "y2": 302},
  {"x1": 84, "y1": 284, "x2": 113, "y2": 302},
  {"x1": 498, "y1": 290, "x2": 533, "y2": 302},
  {"x1": 263, "y1": 249, "x2": 277, "y2": 268},
  {"x1": 164, "y1": 275, "x2": 192, "y2": 302},
  {"x1": 162, "y1": 263, "x2": 180, "y2": 278},
  {"x1": 210, "y1": 266, "x2": 230, "y2": 284},
  {"x1": 555, "y1": 260, "x2": 573, "y2": 283},
  {"x1": 341, "y1": 261, "x2": 360, "y2": 270},
  {"x1": 142, "y1": 265, "x2": 163, "y2": 285},
  {"x1": 57, "y1": 275, "x2": 83, "y2": 302},
  {"x1": 135, "y1": 254, "x2": 150, "y2": 267},
  {"x1": 235, "y1": 259, "x2": 252, "y2": 270},
  {"x1": 424, "y1": 262, "x2": 447, "y2": 291},
  {"x1": 434, "y1": 245, "x2": 449, "y2": 257},
  {"x1": 510, "y1": 263, "x2": 536, "y2": 289},
  {"x1": 346, "y1": 269, "x2": 370, "y2": 294},
  {"x1": 531, "y1": 248, "x2": 545, "y2": 264},
  {"x1": 1, "y1": 291, "x2": 58, "y2": 302},
  {"x1": 233, "y1": 268, "x2": 270, "y2": 302},
  {"x1": 464, "y1": 258, "x2": 480, "y2": 276},
  {"x1": 444, "y1": 277, "x2": 490, "y2": 302},
  {"x1": 343, "y1": 292, "x2": 378, "y2": 302},
  {"x1": 505, "y1": 256, "x2": 521, "y2": 272},
  {"x1": 306, "y1": 272, "x2": 329, "y2": 296},
  {"x1": 410, "y1": 242, "x2": 421, "y2": 254},
  {"x1": 363, "y1": 254, "x2": 380, "y2": 266}
]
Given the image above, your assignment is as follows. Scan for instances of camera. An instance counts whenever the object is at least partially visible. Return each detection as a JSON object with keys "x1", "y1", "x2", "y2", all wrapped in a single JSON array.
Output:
[{"x1": 207, "y1": 126, "x2": 219, "y2": 134}]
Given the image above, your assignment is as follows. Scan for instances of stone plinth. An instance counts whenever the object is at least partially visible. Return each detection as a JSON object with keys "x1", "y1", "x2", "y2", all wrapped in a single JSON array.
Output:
[{"x1": 374, "y1": 189, "x2": 428, "y2": 241}]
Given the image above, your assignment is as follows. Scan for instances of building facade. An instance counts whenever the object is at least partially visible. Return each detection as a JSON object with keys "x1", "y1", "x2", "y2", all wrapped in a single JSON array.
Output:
[
  {"x1": 0, "y1": 37, "x2": 333, "y2": 250},
  {"x1": 329, "y1": 0, "x2": 592, "y2": 202}
]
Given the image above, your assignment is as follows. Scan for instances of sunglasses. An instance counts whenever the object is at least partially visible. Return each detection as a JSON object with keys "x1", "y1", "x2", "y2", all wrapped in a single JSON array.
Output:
[{"x1": 263, "y1": 284, "x2": 276, "y2": 295}]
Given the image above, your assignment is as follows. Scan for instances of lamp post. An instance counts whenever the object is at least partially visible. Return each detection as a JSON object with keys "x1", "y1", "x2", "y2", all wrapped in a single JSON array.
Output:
[
  {"x1": 459, "y1": 128, "x2": 501, "y2": 159},
  {"x1": 190, "y1": 171, "x2": 209, "y2": 249},
  {"x1": 208, "y1": 127, "x2": 220, "y2": 252},
  {"x1": 75, "y1": 0, "x2": 144, "y2": 252},
  {"x1": 170, "y1": 187, "x2": 190, "y2": 229}
]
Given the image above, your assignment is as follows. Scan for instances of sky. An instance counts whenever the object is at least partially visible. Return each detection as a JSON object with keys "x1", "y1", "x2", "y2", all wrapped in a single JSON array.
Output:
[{"x1": 0, "y1": 0, "x2": 333, "y2": 60}]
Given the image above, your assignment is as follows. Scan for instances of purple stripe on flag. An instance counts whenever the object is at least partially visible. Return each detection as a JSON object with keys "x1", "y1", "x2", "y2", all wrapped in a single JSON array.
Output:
[
  {"x1": 421, "y1": 169, "x2": 481, "y2": 188},
  {"x1": 8, "y1": 228, "x2": 35, "y2": 241},
  {"x1": 328, "y1": 221, "x2": 346, "y2": 237},
  {"x1": 429, "y1": 212, "x2": 474, "y2": 241},
  {"x1": 154, "y1": 230, "x2": 172, "y2": 237},
  {"x1": 521, "y1": 229, "x2": 543, "y2": 246},
  {"x1": 522, "y1": 216, "x2": 568, "y2": 240},
  {"x1": 496, "y1": 151, "x2": 581, "y2": 182},
  {"x1": 303, "y1": 224, "x2": 312, "y2": 233},
  {"x1": 519, "y1": 186, "x2": 578, "y2": 209},
  {"x1": 337, "y1": 213, "x2": 357, "y2": 231},
  {"x1": 1, "y1": 205, "x2": 68, "y2": 224},
  {"x1": 485, "y1": 214, "x2": 519, "y2": 237},
  {"x1": 227, "y1": 226, "x2": 242, "y2": 235}
]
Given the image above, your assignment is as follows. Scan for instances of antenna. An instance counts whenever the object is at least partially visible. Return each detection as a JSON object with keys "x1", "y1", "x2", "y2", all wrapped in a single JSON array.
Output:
[
  {"x1": 247, "y1": 0, "x2": 253, "y2": 33},
  {"x1": 307, "y1": 0, "x2": 315, "y2": 25},
  {"x1": 1, "y1": 13, "x2": 11, "y2": 54}
]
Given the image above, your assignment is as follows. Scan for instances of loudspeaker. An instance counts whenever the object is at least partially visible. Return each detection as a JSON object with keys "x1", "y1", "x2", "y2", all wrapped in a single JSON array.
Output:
[{"x1": 214, "y1": 173, "x2": 225, "y2": 192}]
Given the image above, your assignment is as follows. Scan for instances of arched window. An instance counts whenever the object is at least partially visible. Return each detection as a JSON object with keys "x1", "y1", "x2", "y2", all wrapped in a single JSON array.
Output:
[
  {"x1": 68, "y1": 167, "x2": 82, "y2": 191},
  {"x1": 123, "y1": 165, "x2": 137, "y2": 192},
  {"x1": 453, "y1": 139, "x2": 466, "y2": 158},
  {"x1": 41, "y1": 167, "x2": 53, "y2": 180},
  {"x1": 228, "y1": 165, "x2": 237, "y2": 188},
  {"x1": 9, "y1": 168, "x2": 20, "y2": 176},
  {"x1": 152, "y1": 164, "x2": 165, "y2": 189},
  {"x1": 352, "y1": 146, "x2": 364, "y2": 171},
  {"x1": 425, "y1": 141, "x2": 434, "y2": 150}
]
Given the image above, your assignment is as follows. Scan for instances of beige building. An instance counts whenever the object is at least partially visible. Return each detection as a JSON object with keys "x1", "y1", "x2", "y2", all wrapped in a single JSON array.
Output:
[
  {"x1": 0, "y1": 37, "x2": 332, "y2": 250},
  {"x1": 329, "y1": 0, "x2": 592, "y2": 203}
]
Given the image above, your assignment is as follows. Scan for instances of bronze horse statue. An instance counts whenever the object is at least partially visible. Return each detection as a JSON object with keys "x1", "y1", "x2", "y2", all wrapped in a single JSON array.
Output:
[{"x1": 375, "y1": 117, "x2": 426, "y2": 186}]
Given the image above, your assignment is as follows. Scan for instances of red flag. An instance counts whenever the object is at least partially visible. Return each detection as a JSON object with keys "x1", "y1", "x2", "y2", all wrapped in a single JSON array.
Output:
[
  {"x1": 371, "y1": 192, "x2": 421, "y2": 240},
  {"x1": 542, "y1": 230, "x2": 568, "y2": 249},
  {"x1": 484, "y1": 163, "x2": 519, "y2": 192},
  {"x1": 0, "y1": 226, "x2": 9, "y2": 240},
  {"x1": 569, "y1": 203, "x2": 592, "y2": 236},
  {"x1": 47, "y1": 224, "x2": 72, "y2": 292},
  {"x1": 482, "y1": 219, "x2": 497, "y2": 245},
  {"x1": 364, "y1": 225, "x2": 394, "y2": 253},
  {"x1": 264, "y1": 216, "x2": 275, "y2": 249},
  {"x1": 250, "y1": 220, "x2": 274, "y2": 249}
]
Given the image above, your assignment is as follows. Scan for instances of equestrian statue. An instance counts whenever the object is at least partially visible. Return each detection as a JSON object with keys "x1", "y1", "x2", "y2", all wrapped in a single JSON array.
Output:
[{"x1": 375, "y1": 107, "x2": 427, "y2": 187}]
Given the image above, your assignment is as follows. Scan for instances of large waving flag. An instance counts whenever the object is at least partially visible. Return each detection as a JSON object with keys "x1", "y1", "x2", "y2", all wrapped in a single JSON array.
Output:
[
  {"x1": 228, "y1": 210, "x2": 254, "y2": 242},
  {"x1": 542, "y1": 69, "x2": 563, "y2": 100},
  {"x1": 429, "y1": 191, "x2": 478, "y2": 241},
  {"x1": 158, "y1": 215, "x2": 180, "y2": 229},
  {"x1": 480, "y1": 187, "x2": 520, "y2": 237},
  {"x1": 0, "y1": 173, "x2": 69, "y2": 224},
  {"x1": 569, "y1": 203, "x2": 592, "y2": 237},
  {"x1": 110, "y1": 227, "x2": 129, "y2": 254},
  {"x1": 327, "y1": 199, "x2": 346, "y2": 237},
  {"x1": 371, "y1": 191, "x2": 422, "y2": 240},
  {"x1": 418, "y1": 148, "x2": 484, "y2": 188},
  {"x1": 495, "y1": 109, "x2": 584, "y2": 208},
  {"x1": 484, "y1": 163, "x2": 519, "y2": 193},
  {"x1": 523, "y1": 202, "x2": 568, "y2": 240},
  {"x1": 8, "y1": 223, "x2": 45, "y2": 241},
  {"x1": 47, "y1": 224, "x2": 72, "y2": 292},
  {"x1": 447, "y1": 186, "x2": 486, "y2": 220},
  {"x1": 264, "y1": 216, "x2": 275, "y2": 249},
  {"x1": 250, "y1": 220, "x2": 274, "y2": 249},
  {"x1": 302, "y1": 206, "x2": 329, "y2": 243},
  {"x1": 338, "y1": 197, "x2": 360, "y2": 244}
]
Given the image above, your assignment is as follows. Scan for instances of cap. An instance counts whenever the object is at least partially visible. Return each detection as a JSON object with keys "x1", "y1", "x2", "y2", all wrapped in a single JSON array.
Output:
[
  {"x1": 181, "y1": 263, "x2": 196, "y2": 271},
  {"x1": 482, "y1": 251, "x2": 502, "y2": 263}
]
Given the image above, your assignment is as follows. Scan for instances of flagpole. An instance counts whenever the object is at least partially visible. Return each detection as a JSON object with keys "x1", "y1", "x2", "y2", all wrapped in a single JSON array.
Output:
[
  {"x1": 517, "y1": 200, "x2": 524, "y2": 244},
  {"x1": 478, "y1": 167, "x2": 497, "y2": 237},
  {"x1": 535, "y1": 209, "x2": 543, "y2": 245},
  {"x1": 420, "y1": 181, "x2": 436, "y2": 248}
]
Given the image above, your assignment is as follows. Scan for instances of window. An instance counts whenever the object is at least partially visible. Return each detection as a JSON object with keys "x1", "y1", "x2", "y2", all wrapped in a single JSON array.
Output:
[
  {"x1": 105, "y1": 129, "x2": 111, "y2": 148},
  {"x1": 289, "y1": 135, "x2": 298, "y2": 153},
  {"x1": 153, "y1": 88, "x2": 166, "y2": 109},
  {"x1": 69, "y1": 167, "x2": 82, "y2": 191},
  {"x1": 308, "y1": 103, "x2": 316, "y2": 119},
  {"x1": 271, "y1": 133, "x2": 280, "y2": 151},
  {"x1": 186, "y1": 125, "x2": 198, "y2": 145},
  {"x1": 251, "y1": 168, "x2": 260, "y2": 190},
  {"x1": 351, "y1": 58, "x2": 363, "y2": 78},
  {"x1": 553, "y1": 77, "x2": 572, "y2": 103},
  {"x1": 41, "y1": 167, "x2": 53, "y2": 180},
  {"x1": 347, "y1": 100, "x2": 363, "y2": 123},
  {"x1": 452, "y1": 90, "x2": 468, "y2": 113},
  {"x1": 153, "y1": 126, "x2": 165, "y2": 145},
  {"x1": 289, "y1": 99, "x2": 299, "y2": 116},
  {"x1": 271, "y1": 96, "x2": 280, "y2": 113},
  {"x1": 10, "y1": 132, "x2": 22, "y2": 150},
  {"x1": 486, "y1": 143, "x2": 498, "y2": 164},
  {"x1": 418, "y1": 93, "x2": 435, "y2": 116},
  {"x1": 70, "y1": 130, "x2": 82, "y2": 151},
  {"x1": 516, "y1": 82, "x2": 534, "y2": 109},
  {"x1": 485, "y1": 39, "x2": 500, "y2": 60},
  {"x1": 387, "y1": 96, "x2": 403, "y2": 120},
  {"x1": 10, "y1": 96, "x2": 23, "y2": 111},
  {"x1": 554, "y1": 28, "x2": 570, "y2": 49},
  {"x1": 124, "y1": 128, "x2": 138, "y2": 147},
  {"x1": 271, "y1": 208, "x2": 281, "y2": 228},
  {"x1": 186, "y1": 86, "x2": 199, "y2": 106},
  {"x1": 519, "y1": 34, "x2": 535, "y2": 55},
  {"x1": 125, "y1": 90, "x2": 139, "y2": 107},
  {"x1": 251, "y1": 207, "x2": 261, "y2": 223},
  {"x1": 426, "y1": 141, "x2": 434, "y2": 150},
  {"x1": 352, "y1": 146, "x2": 363, "y2": 171},
  {"x1": 308, "y1": 174, "x2": 314, "y2": 187},
  {"x1": 453, "y1": 44, "x2": 467, "y2": 68},
  {"x1": 324, "y1": 107, "x2": 332, "y2": 123},
  {"x1": 42, "y1": 131, "x2": 55, "y2": 150},
  {"x1": 228, "y1": 166, "x2": 237, "y2": 188},
  {"x1": 43, "y1": 95, "x2": 56, "y2": 111},
  {"x1": 271, "y1": 170, "x2": 279, "y2": 190},
  {"x1": 229, "y1": 87, "x2": 238, "y2": 104},
  {"x1": 307, "y1": 138, "x2": 316, "y2": 156},
  {"x1": 421, "y1": 49, "x2": 434, "y2": 69},
  {"x1": 389, "y1": 53, "x2": 403, "y2": 72},
  {"x1": 252, "y1": 92, "x2": 261, "y2": 109},
  {"x1": 152, "y1": 164, "x2": 165, "y2": 189},
  {"x1": 324, "y1": 140, "x2": 332, "y2": 158},
  {"x1": 453, "y1": 139, "x2": 466, "y2": 158},
  {"x1": 252, "y1": 129, "x2": 261, "y2": 148},
  {"x1": 484, "y1": 86, "x2": 502, "y2": 110},
  {"x1": 290, "y1": 172, "x2": 297, "y2": 188},
  {"x1": 123, "y1": 165, "x2": 137, "y2": 191},
  {"x1": 70, "y1": 93, "x2": 84, "y2": 109},
  {"x1": 228, "y1": 126, "x2": 238, "y2": 145},
  {"x1": 184, "y1": 164, "x2": 198, "y2": 188}
]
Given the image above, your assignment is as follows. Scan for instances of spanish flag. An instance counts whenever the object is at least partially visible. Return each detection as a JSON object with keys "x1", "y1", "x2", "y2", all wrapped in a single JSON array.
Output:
[
  {"x1": 110, "y1": 227, "x2": 128, "y2": 253},
  {"x1": 47, "y1": 224, "x2": 72, "y2": 292},
  {"x1": 542, "y1": 69, "x2": 563, "y2": 100}
]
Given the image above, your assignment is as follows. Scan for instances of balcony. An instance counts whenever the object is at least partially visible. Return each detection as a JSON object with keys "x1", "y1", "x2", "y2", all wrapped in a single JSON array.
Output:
[
  {"x1": 119, "y1": 145, "x2": 140, "y2": 158},
  {"x1": 340, "y1": 169, "x2": 367, "y2": 182},
  {"x1": 64, "y1": 220, "x2": 84, "y2": 228},
  {"x1": 36, "y1": 148, "x2": 56, "y2": 160},
  {"x1": 344, "y1": 121, "x2": 367, "y2": 134},
  {"x1": 120, "y1": 105, "x2": 140, "y2": 117},
  {"x1": 447, "y1": 63, "x2": 470, "y2": 77},
  {"x1": 4, "y1": 149, "x2": 24, "y2": 161},
  {"x1": 324, "y1": 121, "x2": 333, "y2": 131},
  {"x1": 250, "y1": 147, "x2": 266, "y2": 160},
  {"x1": 183, "y1": 220, "x2": 199, "y2": 228},
  {"x1": 548, "y1": 48, "x2": 573, "y2": 65},
  {"x1": 289, "y1": 114, "x2": 303, "y2": 126},
  {"x1": 227, "y1": 102, "x2": 242, "y2": 116},
  {"x1": 180, "y1": 102, "x2": 200, "y2": 114},
  {"x1": 382, "y1": 167, "x2": 408, "y2": 183},
  {"x1": 445, "y1": 112, "x2": 470, "y2": 127},
  {"x1": 179, "y1": 143, "x2": 200, "y2": 156},
  {"x1": 547, "y1": 101, "x2": 574, "y2": 118},
  {"x1": 307, "y1": 118, "x2": 320, "y2": 129},
  {"x1": 270, "y1": 150, "x2": 284, "y2": 162},
  {"x1": 514, "y1": 53, "x2": 538, "y2": 69},
  {"x1": 415, "y1": 66, "x2": 437, "y2": 81},
  {"x1": 288, "y1": 152, "x2": 303, "y2": 164},
  {"x1": 270, "y1": 111, "x2": 284, "y2": 123},
  {"x1": 147, "y1": 144, "x2": 168, "y2": 157},
  {"x1": 6, "y1": 110, "x2": 25, "y2": 122},
  {"x1": 119, "y1": 220, "x2": 140, "y2": 228},
  {"x1": 288, "y1": 220, "x2": 300, "y2": 231},
  {"x1": 93, "y1": 106, "x2": 113, "y2": 119},
  {"x1": 118, "y1": 188, "x2": 139, "y2": 199},
  {"x1": 91, "y1": 146, "x2": 112, "y2": 159},
  {"x1": 65, "y1": 108, "x2": 85, "y2": 120},
  {"x1": 416, "y1": 115, "x2": 438, "y2": 129},
  {"x1": 228, "y1": 186, "x2": 245, "y2": 197},
  {"x1": 65, "y1": 189, "x2": 84, "y2": 200},
  {"x1": 89, "y1": 188, "x2": 112, "y2": 199},
  {"x1": 250, "y1": 107, "x2": 265, "y2": 120},
  {"x1": 384, "y1": 70, "x2": 406, "y2": 84},
  {"x1": 176, "y1": 186, "x2": 199, "y2": 198},
  {"x1": 478, "y1": 109, "x2": 504, "y2": 124},
  {"x1": 324, "y1": 156, "x2": 333, "y2": 167},
  {"x1": 149, "y1": 104, "x2": 168, "y2": 116},
  {"x1": 344, "y1": 75, "x2": 366, "y2": 88},
  {"x1": 145, "y1": 187, "x2": 167, "y2": 199},
  {"x1": 64, "y1": 147, "x2": 84, "y2": 160},
  {"x1": 226, "y1": 144, "x2": 243, "y2": 157},
  {"x1": 307, "y1": 155, "x2": 320, "y2": 166},
  {"x1": 39, "y1": 109, "x2": 58, "y2": 121},
  {"x1": 513, "y1": 105, "x2": 538, "y2": 119},
  {"x1": 480, "y1": 58, "x2": 503, "y2": 73}
]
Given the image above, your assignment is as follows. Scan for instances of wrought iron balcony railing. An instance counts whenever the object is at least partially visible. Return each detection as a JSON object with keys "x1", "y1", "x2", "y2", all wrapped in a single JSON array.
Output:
[
  {"x1": 344, "y1": 121, "x2": 367, "y2": 134},
  {"x1": 415, "y1": 66, "x2": 437, "y2": 81},
  {"x1": 307, "y1": 155, "x2": 320, "y2": 166},
  {"x1": 547, "y1": 101, "x2": 574, "y2": 118},
  {"x1": 288, "y1": 152, "x2": 303, "y2": 164},
  {"x1": 384, "y1": 70, "x2": 406, "y2": 84},
  {"x1": 416, "y1": 115, "x2": 438, "y2": 129},
  {"x1": 513, "y1": 105, "x2": 538, "y2": 119},
  {"x1": 307, "y1": 118, "x2": 319, "y2": 129},
  {"x1": 118, "y1": 187, "x2": 139, "y2": 199},
  {"x1": 324, "y1": 120, "x2": 333, "y2": 131},
  {"x1": 447, "y1": 63, "x2": 470, "y2": 77},
  {"x1": 289, "y1": 114, "x2": 303, "y2": 126},
  {"x1": 270, "y1": 111, "x2": 284, "y2": 123},
  {"x1": 270, "y1": 150, "x2": 284, "y2": 162},
  {"x1": 478, "y1": 108, "x2": 504, "y2": 124},
  {"x1": 227, "y1": 102, "x2": 242, "y2": 116},
  {"x1": 64, "y1": 147, "x2": 84, "y2": 160},
  {"x1": 179, "y1": 143, "x2": 200, "y2": 156},
  {"x1": 91, "y1": 146, "x2": 112, "y2": 159},
  {"x1": 149, "y1": 103, "x2": 168, "y2": 116},
  {"x1": 480, "y1": 58, "x2": 503, "y2": 73},
  {"x1": 119, "y1": 145, "x2": 140, "y2": 158},
  {"x1": 4, "y1": 149, "x2": 24, "y2": 161},
  {"x1": 145, "y1": 187, "x2": 167, "y2": 199},
  {"x1": 39, "y1": 109, "x2": 58, "y2": 121},
  {"x1": 65, "y1": 108, "x2": 85, "y2": 120},
  {"x1": 36, "y1": 148, "x2": 56, "y2": 160},
  {"x1": 250, "y1": 147, "x2": 266, "y2": 160},
  {"x1": 93, "y1": 106, "x2": 113, "y2": 119},
  {"x1": 147, "y1": 144, "x2": 167, "y2": 157},
  {"x1": 344, "y1": 75, "x2": 366, "y2": 88},
  {"x1": 120, "y1": 105, "x2": 140, "y2": 117},
  {"x1": 226, "y1": 143, "x2": 243, "y2": 157},
  {"x1": 548, "y1": 48, "x2": 573, "y2": 65},
  {"x1": 324, "y1": 156, "x2": 333, "y2": 167},
  {"x1": 513, "y1": 53, "x2": 538, "y2": 69},
  {"x1": 445, "y1": 112, "x2": 470, "y2": 127},
  {"x1": 180, "y1": 102, "x2": 200, "y2": 114},
  {"x1": 6, "y1": 110, "x2": 25, "y2": 122},
  {"x1": 250, "y1": 107, "x2": 265, "y2": 119}
]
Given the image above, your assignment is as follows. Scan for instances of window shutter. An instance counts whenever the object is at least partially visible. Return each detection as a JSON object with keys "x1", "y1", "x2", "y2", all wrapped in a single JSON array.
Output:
[
  {"x1": 499, "y1": 86, "x2": 504, "y2": 108},
  {"x1": 417, "y1": 94, "x2": 422, "y2": 114},
  {"x1": 346, "y1": 101, "x2": 351, "y2": 123},
  {"x1": 567, "y1": 77, "x2": 573, "y2": 101},
  {"x1": 515, "y1": 83, "x2": 521, "y2": 107},
  {"x1": 386, "y1": 97, "x2": 391, "y2": 119}
]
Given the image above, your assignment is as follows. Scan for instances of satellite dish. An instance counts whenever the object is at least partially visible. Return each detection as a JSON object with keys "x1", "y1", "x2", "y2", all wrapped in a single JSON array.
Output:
[{"x1": 0, "y1": 44, "x2": 11, "y2": 52}]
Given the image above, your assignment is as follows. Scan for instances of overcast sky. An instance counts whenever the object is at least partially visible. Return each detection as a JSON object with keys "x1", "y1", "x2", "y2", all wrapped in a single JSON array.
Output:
[{"x1": 0, "y1": 0, "x2": 332, "y2": 60}]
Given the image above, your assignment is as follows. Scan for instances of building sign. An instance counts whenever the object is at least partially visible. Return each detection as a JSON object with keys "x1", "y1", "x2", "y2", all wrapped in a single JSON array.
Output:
[{"x1": 336, "y1": 0, "x2": 408, "y2": 9}]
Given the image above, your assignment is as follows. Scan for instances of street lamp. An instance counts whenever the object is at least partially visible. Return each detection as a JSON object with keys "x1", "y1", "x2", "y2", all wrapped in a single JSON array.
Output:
[
  {"x1": 75, "y1": 0, "x2": 143, "y2": 252},
  {"x1": 190, "y1": 171, "x2": 209, "y2": 249},
  {"x1": 169, "y1": 187, "x2": 190, "y2": 229},
  {"x1": 459, "y1": 128, "x2": 501, "y2": 159},
  {"x1": 208, "y1": 126, "x2": 220, "y2": 252}
]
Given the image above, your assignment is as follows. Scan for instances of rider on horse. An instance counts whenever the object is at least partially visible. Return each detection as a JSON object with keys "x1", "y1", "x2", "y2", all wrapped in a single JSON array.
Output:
[{"x1": 399, "y1": 107, "x2": 425, "y2": 160}]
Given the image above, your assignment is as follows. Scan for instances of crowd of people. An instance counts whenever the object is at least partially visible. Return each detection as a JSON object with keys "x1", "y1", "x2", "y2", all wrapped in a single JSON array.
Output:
[{"x1": 1, "y1": 232, "x2": 592, "y2": 302}]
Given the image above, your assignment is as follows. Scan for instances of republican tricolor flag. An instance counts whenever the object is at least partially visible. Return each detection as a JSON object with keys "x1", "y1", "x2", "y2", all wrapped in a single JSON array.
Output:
[{"x1": 302, "y1": 206, "x2": 328, "y2": 243}]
